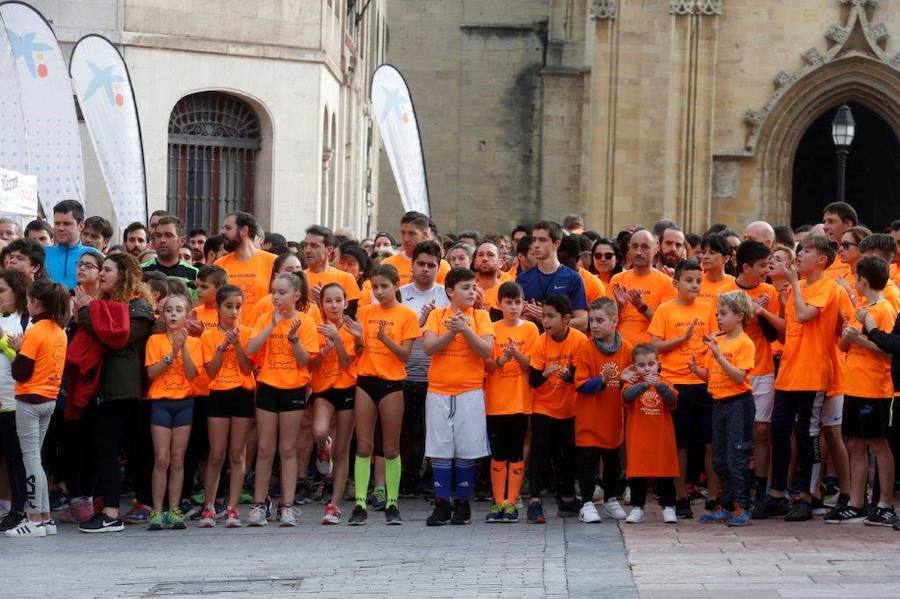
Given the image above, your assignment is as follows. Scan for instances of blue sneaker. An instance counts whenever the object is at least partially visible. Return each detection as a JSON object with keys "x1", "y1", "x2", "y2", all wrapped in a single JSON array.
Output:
[
  {"x1": 367, "y1": 487, "x2": 387, "y2": 511},
  {"x1": 526, "y1": 501, "x2": 545, "y2": 524},
  {"x1": 727, "y1": 507, "x2": 752, "y2": 527},
  {"x1": 698, "y1": 506, "x2": 732, "y2": 523}
]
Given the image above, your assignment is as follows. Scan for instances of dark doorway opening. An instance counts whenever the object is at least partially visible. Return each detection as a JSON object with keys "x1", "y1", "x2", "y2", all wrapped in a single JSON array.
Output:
[{"x1": 792, "y1": 102, "x2": 900, "y2": 231}]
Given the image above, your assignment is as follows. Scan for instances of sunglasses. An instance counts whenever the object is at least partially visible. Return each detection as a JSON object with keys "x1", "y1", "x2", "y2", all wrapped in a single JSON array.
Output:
[
  {"x1": 839, "y1": 241, "x2": 857, "y2": 250},
  {"x1": 593, "y1": 252, "x2": 615, "y2": 260}
]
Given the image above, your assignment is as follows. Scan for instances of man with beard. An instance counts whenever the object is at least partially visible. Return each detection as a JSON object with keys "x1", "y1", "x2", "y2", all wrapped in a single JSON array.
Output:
[
  {"x1": 214, "y1": 211, "x2": 277, "y2": 316},
  {"x1": 474, "y1": 240, "x2": 510, "y2": 319},
  {"x1": 656, "y1": 226, "x2": 686, "y2": 273},
  {"x1": 302, "y1": 224, "x2": 360, "y2": 310},
  {"x1": 124, "y1": 222, "x2": 149, "y2": 257},
  {"x1": 141, "y1": 215, "x2": 198, "y2": 287}
]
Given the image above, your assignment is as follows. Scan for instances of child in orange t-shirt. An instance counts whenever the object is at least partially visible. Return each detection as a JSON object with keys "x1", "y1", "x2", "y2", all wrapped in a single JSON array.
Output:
[
  {"x1": 527, "y1": 295, "x2": 587, "y2": 524},
  {"x1": 144, "y1": 294, "x2": 201, "y2": 531},
  {"x1": 422, "y1": 268, "x2": 494, "y2": 526},
  {"x1": 698, "y1": 234, "x2": 736, "y2": 305},
  {"x1": 622, "y1": 343, "x2": 679, "y2": 524},
  {"x1": 573, "y1": 297, "x2": 632, "y2": 524},
  {"x1": 689, "y1": 291, "x2": 756, "y2": 527},
  {"x1": 198, "y1": 284, "x2": 255, "y2": 529},
  {"x1": 483, "y1": 282, "x2": 538, "y2": 523},
  {"x1": 246, "y1": 272, "x2": 319, "y2": 526}
]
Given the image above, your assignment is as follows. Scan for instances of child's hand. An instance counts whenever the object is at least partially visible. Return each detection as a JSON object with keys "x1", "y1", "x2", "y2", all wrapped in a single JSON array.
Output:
[
  {"x1": 7, "y1": 333, "x2": 22, "y2": 352},
  {"x1": 841, "y1": 324, "x2": 860, "y2": 343},
  {"x1": 683, "y1": 318, "x2": 700, "y2": 341},
  {"x1": 474, "y1": 286, "x2": 484, "y2": 310},
  {"x1": 601, "y1": 362, "x2": 618, "y2": 381},
  {"x1": 703, "y1": 334, "x2": 720, "y2": 356},
  {"x1": 309, "y1": 283, "x2": 323, "y2": 306},
  {"x1": 782, "y1": 265, "x2": 798, "y2": 284},
  {"x1": 186, "y1": 310, "x2": 204, "y2": 336},
  {"x1": 172, "y1": 329, "x2": 187, "y2": 351},
  {"x1": 503, "y1": 340, "x2": 517, "y2": 358},
  {"x1": 224, "y1": 328, "x2": 240, "y2": 346},
  {"x1": 855, "y1": 307, "x2": 869, "y2": 324},
  {"x1": 321, "y1": 337, "x2": 334, "y2": 356},
  {"x1": 376, "y1": 320, "x2": 389, "y2": 342},
  {"x1": 343, "y1": 315, "x2": 363, "y2": 339},
  {"x1": 688, "y1": 354, "x2": 699, "y2": 373},
  {"x1": 73, "y1": 285, "x2": 93, "y2": 311},
  {"x1": 317, "y1": 322, "x2": 341, "y2": 343},
  {"x1": 420, "y1": 300, "x2": 436, "y2": 322},
  {"x1": 272, "y1": 309, "x2": 285, "y2": 326},
  {"x1": 446, "y1": 312, "x2": 469, "y2": 333},
  {"x1": 543, "y1": 362, "x2": 560, "y2": 378},
  {"x1": 644, "y1": 373, "x2": 661, "y2": 387},
  {"x1": 619, "y1": 365, "x2": 637, "y2": 385},
  {"x1": 288, "y1": 319, "x2": 302, "y2": 337}
]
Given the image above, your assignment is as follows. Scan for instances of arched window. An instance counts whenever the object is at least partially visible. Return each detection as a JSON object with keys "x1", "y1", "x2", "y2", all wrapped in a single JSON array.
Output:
[{"x1": 166, "y1": 92, "x2": 261, "y2": 233}]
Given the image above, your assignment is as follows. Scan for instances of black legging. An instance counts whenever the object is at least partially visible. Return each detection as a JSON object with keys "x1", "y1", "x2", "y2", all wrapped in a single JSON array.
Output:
[
  {"x1": 487, "y1": 414, "x2": 528, "y2": 462},
  {"x1": 93, "y1": 400, "x2": 133, "y2": 511},
  {"x1": 63, "y1": 405, "x2": 95, "y2": 499},
  {"x1": 528, "y1": 414, "x2": 576, "y2": 500},
  {"x1": 628, "y1": 477, "x2": 676, "y2": 508},
  {"x1": 577, "y1": 446, "x2": 622, "y2": 502},
  {"x1": 0, "y1": 410, "x2": 26, "y2": 513},
  {"x1": 124, "y1": 401, "x2": 153, "y2": 506}
]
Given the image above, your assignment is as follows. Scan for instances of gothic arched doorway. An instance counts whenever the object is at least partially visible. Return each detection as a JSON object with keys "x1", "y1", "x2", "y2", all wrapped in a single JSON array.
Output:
[{"x1": 792, "y1": 102, "x2": 900, "y2": 230}]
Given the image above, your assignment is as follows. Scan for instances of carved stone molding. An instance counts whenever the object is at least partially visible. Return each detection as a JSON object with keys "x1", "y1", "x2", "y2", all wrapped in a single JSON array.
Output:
[
  {"x1": 774, "y1": 71, "x2": 795, "y2": 89},
  {"x1": 696, "y1": 0, "x2": 722, "y2": 15},
  {"x1": 591, "y1": 0, "x2": 616, "y2": 19},
  {"x1": 669, "y1": 0, "x2": 722, "y2": 15}
]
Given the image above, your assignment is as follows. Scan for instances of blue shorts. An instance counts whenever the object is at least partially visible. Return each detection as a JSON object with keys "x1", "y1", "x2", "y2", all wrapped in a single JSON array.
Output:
[{"x1": 149, "y1": 398, "x2": 194, "y2": 428}]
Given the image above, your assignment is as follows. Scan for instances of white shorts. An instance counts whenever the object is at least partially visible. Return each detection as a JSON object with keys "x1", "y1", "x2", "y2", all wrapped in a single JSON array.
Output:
[
  {"x1": 750, "y1": 374, "x2": 775, "y2": 423},
  {"x1": 811, "y1": 392, "x2": 844, "y2": 435},
  {"x1": 425, "y1": 389, "x2": 490, "y2": 460}
]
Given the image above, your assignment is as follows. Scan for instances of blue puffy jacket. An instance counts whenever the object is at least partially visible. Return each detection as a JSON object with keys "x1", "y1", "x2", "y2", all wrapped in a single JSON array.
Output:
[{"x1": 46, "y1": 242, "x2": 89, "y2": 289}]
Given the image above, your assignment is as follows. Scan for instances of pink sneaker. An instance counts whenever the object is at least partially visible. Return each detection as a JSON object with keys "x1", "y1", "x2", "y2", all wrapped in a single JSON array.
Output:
[{"x1": 61, "y1": 497, "x2": 94, "y2": 524}]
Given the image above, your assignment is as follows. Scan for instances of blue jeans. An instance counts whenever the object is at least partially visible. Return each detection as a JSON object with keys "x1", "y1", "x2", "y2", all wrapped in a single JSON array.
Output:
[{"x1": 711, "y1": 393, "x2": 754, "y2": 509}]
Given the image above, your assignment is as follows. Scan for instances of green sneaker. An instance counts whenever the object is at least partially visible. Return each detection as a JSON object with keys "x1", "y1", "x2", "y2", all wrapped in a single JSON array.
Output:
[
  {"x1": 502, "y1": 501, "x2": 520, "y2": 523},
  {"x1": 191, "y1": 490, "x2": 206, "y2": 505},
  {"x1": 147, "y1": 510, "x2": 164, "y2": 531},
  {"x1": 168, "y1": 507, "x2": 187, "y2": 530},
  {"x1": 485, "y1": 503, "x2": 505, "y2": 523}
]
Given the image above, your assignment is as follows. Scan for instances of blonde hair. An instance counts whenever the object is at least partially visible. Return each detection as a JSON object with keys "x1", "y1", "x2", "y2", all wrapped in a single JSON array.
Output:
[
  {"x1": 771, "y1": 244, "x2": 795, "y2": 264},
  {"x1": 718, "y1": 290, "x2": 754, "y2": 324}
]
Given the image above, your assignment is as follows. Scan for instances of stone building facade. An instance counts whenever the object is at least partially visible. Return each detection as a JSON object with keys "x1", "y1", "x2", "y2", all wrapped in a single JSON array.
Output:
[{"x1": 379, "y1": 0, "x2": 900, "y2": 235}]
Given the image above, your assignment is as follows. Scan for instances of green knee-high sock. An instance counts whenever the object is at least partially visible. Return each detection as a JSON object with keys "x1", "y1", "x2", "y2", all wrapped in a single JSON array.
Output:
[
  {"x1": 355, "y1": 456, "x2": 371, "y2": 508},
  {"x1": 385, "y1": 456, "x2": 402, "y2": 507}
]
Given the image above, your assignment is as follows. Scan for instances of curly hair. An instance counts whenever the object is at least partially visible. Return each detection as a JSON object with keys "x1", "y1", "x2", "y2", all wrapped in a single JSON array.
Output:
[{"x1": 102, "y1": 253, "x2": 152, "y2": 304}]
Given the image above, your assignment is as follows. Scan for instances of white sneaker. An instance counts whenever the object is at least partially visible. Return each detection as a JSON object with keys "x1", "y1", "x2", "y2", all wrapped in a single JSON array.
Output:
[
  {"x1": 4, "y1": 520, "x2": 46, "y2": 538},
  {"x1": 662, "y1": 506, "x2": 678, "y2": 524},
  {"x1": 247, "y1": 504, "x2": 268, "y2": 527},
  {"x1": 279, "y1": 505, "x2": 299, "y2": 527},
  {"x1": 42, "y1": 520, "x2": 57, "y2": 535},
  {"x1": 625, "y1": 507, "x2": 645, "y2": 524},
  {"x1": 578, "y1": 501, "x2": 602, "y2": 523},
  {"x1": 603, "y1": 498, "x2": 627, "y2": 520},
  {"x1": 316, "y1": 436, "x2": 333, "y2": 476}
]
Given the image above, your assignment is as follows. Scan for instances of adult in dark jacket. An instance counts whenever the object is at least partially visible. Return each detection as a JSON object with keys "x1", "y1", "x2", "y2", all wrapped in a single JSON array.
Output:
[{"x1": 74, "y1": 253, "x2": 154, "y2": 533}]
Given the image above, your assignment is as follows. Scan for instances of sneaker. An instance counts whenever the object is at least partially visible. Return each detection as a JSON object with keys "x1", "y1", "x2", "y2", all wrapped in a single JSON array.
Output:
[
  {"x1": 687, "y1": 484, "x2": 708, "y2": 504},
  {"x1": 49, "y1": 489, "x2": 69, "y2": 511},
  {"x1": 825, "y1": 504, "x2": 867, "y2": 524},
  {"x1": 247, "y1": 504, "x2": 268, "y2": 527},
  {"x1": 450, "y1": 499, "x2": 471, "y2": 525},
  {"x1": 316, "y1": 436, "x2": 333, "y2": 476},
  {"x1": 824, "y1": 494, "x2": 850, "y2": 521},
  {"x1": 485, "y1": 504, "x2": 505, "y2": 523},
  {"x1": 168, "y1": 507, "x2": 187, "y2": 530},
  {"x1": 122, "y1": 502, "x2": 151, "y2": 524},
  {"x1": 78, "y1": 512, "x2": 125, "y2": 533},
  {"x1": 385, "y1": 504, "x2": 403, "y2": 525},
  {"x1": 69, "y1": 497, "x2": 94, "y2": 524},
  {"x1": 426, "y1": 499, "x2": 453, "y2": 526},
  {"x1": 865, "y1": 506, "x2": 896, "y2": 527},
  {"x1": 4, "y1": 520, "x2": 45, "y2": 538},
  {"x1": 750, "y1": 495, "x2": 789, "y2": 520},
  {"x1": 348, "y1": 504, "x2": 368, "y2": 526},
  {"x1": 0, "y1": 510, "x2": 25, "y2": 532},
  {"x1": 41, "y1": 519, "x2": 57, "y2": 535},
  {"x1": 675, "y1": 497, "x2": 693, "y2": 519},
  {"x1": 821, "y1": 477, "x2": 839, "y2": 500},
  {"x1": 625, "y1": 506, "x2": 645, "y2": 524},
  {"x1": 198, "y1": 506, "x2": 216, "y2": 528},
  {"x1": 322, "y1": 503, "x2": 342, "y2": 525},
  {"x1": 279, "y1": 505, "x2": 299, "y2": 527},
  {"x1": 698, "y1": 505, "x2": 732, "y2": 523},
  {"x1": 239, "y1": 491, "x2": 253, "y2": 504},
  {"x1": 810, "y1": 495, "x2": 827, "y2": 517},
  {"x1": 147, "y1": 510, "x2": 164, "y2": 531},
  {"x1": 526, "y1": 501, "x2": 545, "y2": 524},
  {"x1": 225, "y1": 507, "x2": 242, "y2": 528},
  {"x1": 557, "y1": 497, "x2": 581, "y2": 518},
  {"x1": 784, "y1": 500, "x2": 813, "y2": 522},
  {"x1": 662, "y1": 506, "x2": 677, "y2": 524},
  {"x1": 502, "y1": 502, "x2": 519, "y2": 523},
  {"x1": 727, "y1": 507, "x2": 752, "y2": 527},
  {"x1": 603, "y1": 498, "x2": 627, "y2": 520},
  {"x1": 367, "y1": 487, "x2": 387, "y2": 511},
  {"x1": 294, "y1": 479, "x2": 313, "y2": 505},
  {"x1": 179, "y1": 500, "x2": 200, "y2": 520},
  {"x1": 210, "y1": 501, "x2": 227, "y2": 520},
  {"x1": 578, "y1": 501, "x2": 602, "y2": 523},
  {"x1": 191, "y1": 490, "x2": 206, "y2": 505}
]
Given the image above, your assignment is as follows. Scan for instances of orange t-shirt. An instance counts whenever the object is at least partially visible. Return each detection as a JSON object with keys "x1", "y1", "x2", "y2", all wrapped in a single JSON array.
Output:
[
  {"x1": 703, "y1": 333, "x2": 755, "y2": 399},
  {"x1": 579, "y1": 267, "x2": 606, "y2": 304},
  {"x1": 144, "y1": 333, "x2": 202, "y2": 400},
  {"x1": 884, "y1": 282, "x2": 900, "y2": 313},
  {"x1": 529, "y1": 328, "x2": 587, "y2": 419},
  {"x1": 722, "y1": 280, "x2": 779, "y2": 376},
  {"x1": 15, "y1": 318, "x2": 66, "y2": 400},
  {"x1": 573, "y1": 338, "x2": 633, "y2": 448},
  {"x1": 699, "y1": 273, "x2": 736, "y2": 306},
  {"x1": 249, "y1": 294, "x2": 323, "y2": 327},
  {"x1": 484, "y1": 320, "x2": 539, "y2": 415},
  {"x1": 252, "y1": 313, "x2": 318, "y2": 389},
  {"x1": 425, "y1": 307, "x2": 494, "y2": 395},
  {"x1": 355, "y1": 303, "x2": 421, "y2": 381},
  {"x1": 201, "y1": 326, "x2": 256, "y2": 392},
  {"x1": 605, "y1": 269, "x2": 676, "y2": 346},
  {"x1": 382, "y1": 252, "x2": 451, "y2": 286},
  {"x1": 190, "y1": 302, "x2": 218, "y2": 396},
  {"x1": 775, "y1": 276, "x2": 842, "y2": 392},
  {"x1": 844, "y1": 299, "x2": 896, "y2": 399},
  {"x1": 624, "y1": 379, "x2": 680, "y2": 478},
  {"x1": 647, "y1": 299, "x2": 717, "y2": 385},
  {"x1": 827, "y1": 285, "x2": 854, "y2": 396},
  {"x1": 891, "y1": 263, "x2": 900, "y2": 288},
  {"x1": 215, "y1": 250, "x2": 277, "y2": 317},
  {"x1": 304, "y1": 266, "x2": 362, "y2": 301},
  {"x1": 826, "y1": 256, "x2": 852, "y2": 281},
  {"x1": 310, "y1": 324, "x2": 358, "y2": 393}
]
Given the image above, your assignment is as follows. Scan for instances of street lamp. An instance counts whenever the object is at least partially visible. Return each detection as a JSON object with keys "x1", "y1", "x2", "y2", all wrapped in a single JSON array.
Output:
[{"x1": 831, "y1": 104, "x2": 855, "y2": 204}]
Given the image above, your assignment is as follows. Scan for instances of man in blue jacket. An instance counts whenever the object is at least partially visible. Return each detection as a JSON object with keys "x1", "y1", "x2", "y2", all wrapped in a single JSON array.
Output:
[{"x1": 45, "y1": 200, "x2": 89, "y2": 289}]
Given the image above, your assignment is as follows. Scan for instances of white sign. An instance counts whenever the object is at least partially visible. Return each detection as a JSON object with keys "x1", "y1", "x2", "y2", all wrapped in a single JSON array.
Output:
[{"x1": 0, "y1": 167, "x2": 38, "y2": 216}]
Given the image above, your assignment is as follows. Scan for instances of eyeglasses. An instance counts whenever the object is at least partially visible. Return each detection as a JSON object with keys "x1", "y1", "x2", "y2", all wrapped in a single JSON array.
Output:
[
  {"x1": 77, "y1": 262, "x2": 99, "y2": 270},
  {"x1": 839, "y1": 241, "x2": 857, "y2": 250},
  {"x1": 593, "y1": 252, "x2": 615, "y2": 260}
]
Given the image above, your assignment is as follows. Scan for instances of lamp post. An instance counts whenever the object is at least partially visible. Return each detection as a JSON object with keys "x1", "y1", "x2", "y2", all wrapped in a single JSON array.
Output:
[{"x1": 831, "y1": 104, "x2": 855, "y2": 204}]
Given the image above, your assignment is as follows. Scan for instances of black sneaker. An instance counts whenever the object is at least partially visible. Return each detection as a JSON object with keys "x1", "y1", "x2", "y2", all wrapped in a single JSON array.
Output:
[
  {"x1": 527, "y1": 501, "x2": 545, "y2": 524},
  {"x1": 385, "y1": 504, "x2": 403, "y2": 525},
  {"x1": 0, "y1": 510, "x2": 25, "y2": 532},
  {"x1": 864, "y1": 505, "x2": 895, "y2": 527},
  {"x1": 294, "y1": 479, "x2": 312, "y2": 505},
  {"x1": 557, "y1": 497, "x2": 581, "y2": 518},
  {"x1": 450, "y1": 499, "x2": 471, "y2": 525},
  {"x1": 750, "y1": 495, "x2": 789, "y2": 520},
  {"x1": 675, "y1": 498, "x2": 693, "y2": 519},
  {"x1": 810, "y1": 496, "x2": 827, "y2": 516},
  {"x1": 824, "y1": 494, "x2": 850, "y2": 521},
  {"x1": 784, "y1": 500, "x2": 813, "y2": 522},
  {"x1": 348, "y1": 504, "x2": 368, "y2": 526},
  {"x1": 824, "y1": 504, "x2": 866, "y2": 524},
  {"x1": 426, "y1": 499, "x2": 452, "y2": 526},
  {"x1": 79, "y1": 511, "x2": 125, "y2": 533}
]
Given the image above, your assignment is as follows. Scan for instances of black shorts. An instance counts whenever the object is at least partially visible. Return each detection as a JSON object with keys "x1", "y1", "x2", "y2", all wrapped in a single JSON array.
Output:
[
  {"x1": 486, "y1": 414, "x2": 528, "y2": 462},
  {"x1": 673, "y1": 383, "x2": 713, "y2": 449},
  {"x1": 310, "y1": 387, "x2": 356, "y2": 412},
  {"x1": 255, "y1": 382, "x2": 307, "y2": 413},
  {"x1": 208, "y1": 388, "x2": 255, "y2": 419},
  {"x1": 843, "y1": 395, "x2": 891, "y2": 439},
  {"x1": 356, "y1": 376, "x2": 403, "y2": 403}
]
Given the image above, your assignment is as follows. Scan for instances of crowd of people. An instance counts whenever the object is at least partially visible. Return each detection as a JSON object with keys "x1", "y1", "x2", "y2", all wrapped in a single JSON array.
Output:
[{"x1": 0, "y1": 198, "x2": 898, "y2": 538}]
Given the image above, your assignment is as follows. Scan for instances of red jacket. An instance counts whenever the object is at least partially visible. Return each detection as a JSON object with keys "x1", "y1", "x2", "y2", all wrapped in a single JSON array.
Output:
[{"x1": 64, "y1": 300, "x2": 130, "y2": 420}]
